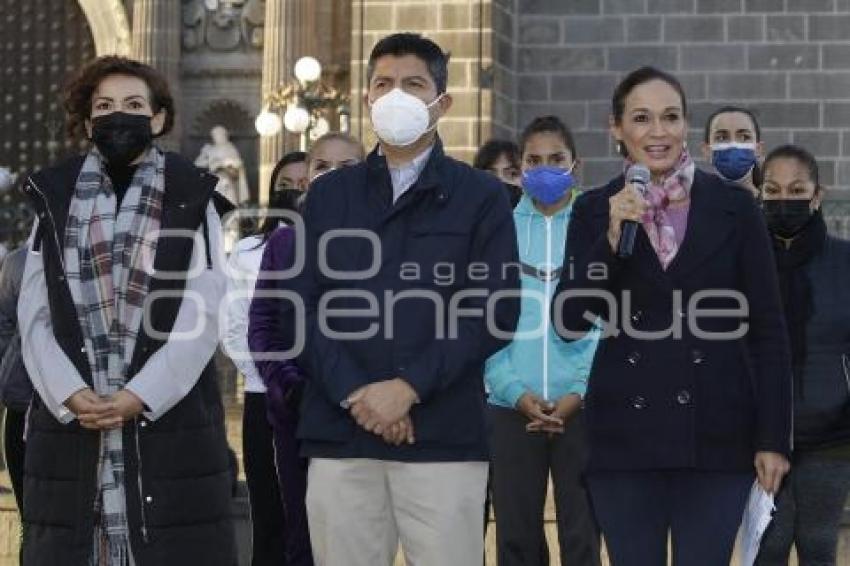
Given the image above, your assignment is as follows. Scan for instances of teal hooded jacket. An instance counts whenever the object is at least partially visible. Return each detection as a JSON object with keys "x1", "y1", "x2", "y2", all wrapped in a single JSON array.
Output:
[{"x1": 485, "y1": 192, "x2": 600, "y2": 409}]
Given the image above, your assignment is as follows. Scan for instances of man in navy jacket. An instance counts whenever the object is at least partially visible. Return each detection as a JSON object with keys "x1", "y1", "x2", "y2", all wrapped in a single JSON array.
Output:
[{"x1": 272, "y1": 33, "x2": 520, "y2": 565}]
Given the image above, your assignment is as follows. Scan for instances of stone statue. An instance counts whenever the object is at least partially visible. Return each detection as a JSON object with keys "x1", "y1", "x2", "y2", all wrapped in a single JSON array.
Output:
[
  {"x1": 194, "y1": 126, "x2": 250, "y2": 204},
  {"x1": 0, "y1": 167, "x2": 17, "y2": 193}
]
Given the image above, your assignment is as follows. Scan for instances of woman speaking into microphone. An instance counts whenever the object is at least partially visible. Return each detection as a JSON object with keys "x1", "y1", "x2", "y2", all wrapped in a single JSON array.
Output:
[{"x1": 553, "y1": 67, "x2": 793, "y2": 566}]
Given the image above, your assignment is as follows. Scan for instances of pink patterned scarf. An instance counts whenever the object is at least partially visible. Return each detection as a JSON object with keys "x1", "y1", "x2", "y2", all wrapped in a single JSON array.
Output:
[{"x1": 628, "y1": 150, "x2": 695, "y2": 270}]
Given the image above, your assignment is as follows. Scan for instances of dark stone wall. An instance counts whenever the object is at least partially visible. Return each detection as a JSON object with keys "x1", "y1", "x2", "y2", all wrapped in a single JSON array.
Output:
[
  {"x1": 0, "y1": 0, "x2": 96, "y2": 176},
  {"x1": 493, "y1": 0, "x2": 850, "y2": 206}
]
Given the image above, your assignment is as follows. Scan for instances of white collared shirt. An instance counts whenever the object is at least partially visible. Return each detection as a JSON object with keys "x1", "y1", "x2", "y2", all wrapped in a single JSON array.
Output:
[{"x1": 386, "y1": 145, "x2": 434, "y2": 204}]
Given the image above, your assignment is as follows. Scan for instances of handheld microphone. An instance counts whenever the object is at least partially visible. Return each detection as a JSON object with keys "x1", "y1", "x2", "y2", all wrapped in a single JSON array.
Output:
[{"x1": 616, "y1": 164, "x2": 651, "y2": 259}]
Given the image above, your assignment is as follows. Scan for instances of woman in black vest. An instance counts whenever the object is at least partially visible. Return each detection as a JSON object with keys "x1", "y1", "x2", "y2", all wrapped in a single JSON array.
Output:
[
  {"x1": 755, "y1": 145, "x2": 850, "y2": 565},
  {"x1": 553, "y1": 66, "x2": 793, "y2": 566},
  {"x1": 18, "y1": 56, "x2": 235, "y2": 566}
]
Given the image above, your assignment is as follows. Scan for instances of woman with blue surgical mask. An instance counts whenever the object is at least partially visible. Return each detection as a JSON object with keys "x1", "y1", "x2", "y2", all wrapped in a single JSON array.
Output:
[
  {"x1": 702, "y1": 106, "x2": 764, "y2": 197},
  {"x1": 485, "y1": 115, "x2": 601, "y2": 566}
]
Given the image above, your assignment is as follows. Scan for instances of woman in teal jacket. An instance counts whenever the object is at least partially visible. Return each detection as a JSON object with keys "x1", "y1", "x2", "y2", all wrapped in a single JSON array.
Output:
[{"x1": 485, "y1": 116, "x2": 601, "y2": 566}]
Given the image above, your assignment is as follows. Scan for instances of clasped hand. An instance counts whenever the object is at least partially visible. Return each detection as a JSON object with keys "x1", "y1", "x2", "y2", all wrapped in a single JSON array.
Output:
[
  {"x1": 65, "y1": 388, "x2": 145, "y2": 430},
  {"x1": 516, "y1": 392, "x2": 582, "y2": 434},
  {"x1": 346, "y1": 378, "x2": 418, "y2": 446}
]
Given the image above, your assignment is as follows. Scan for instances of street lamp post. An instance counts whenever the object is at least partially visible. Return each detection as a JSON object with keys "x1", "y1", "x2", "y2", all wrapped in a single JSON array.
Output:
[{"x1": 255, "y1": 56, "x2": 349, "y2": 150}]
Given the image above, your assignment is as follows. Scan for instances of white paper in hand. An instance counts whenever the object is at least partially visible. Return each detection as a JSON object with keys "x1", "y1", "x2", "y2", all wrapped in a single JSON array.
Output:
[{"x1": 739, "y1": 480, "x2": 776, "y2": 566}]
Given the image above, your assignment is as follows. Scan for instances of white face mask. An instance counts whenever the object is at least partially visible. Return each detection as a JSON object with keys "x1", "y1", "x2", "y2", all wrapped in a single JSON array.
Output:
[{"x1": 369, "y1": 88, "x2": 443, "y2": 147}]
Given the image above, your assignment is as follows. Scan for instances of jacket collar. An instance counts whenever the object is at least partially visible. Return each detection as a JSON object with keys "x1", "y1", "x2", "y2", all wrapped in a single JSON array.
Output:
[
  {"x1": 367, "y1": 137, "x2": 447, "y2": 188},
  {"x1": 593, "y1": 169, "x2": 738, "y2": 280},
  {"x1": 366, "y1": 137, "x2": 450, "y2": 216},
  {"x1": 28, "y1": 150, "x2": 223, "y2": 214},
  {"x1": 161, "y1": 152, "x2": 223, "y2": 212},
  {"x1": 409, "y1": 137, "x2": 446, "y2": 196},
  {"x1": 664, "y1": 169, "x2": 737, "y2": 277}
]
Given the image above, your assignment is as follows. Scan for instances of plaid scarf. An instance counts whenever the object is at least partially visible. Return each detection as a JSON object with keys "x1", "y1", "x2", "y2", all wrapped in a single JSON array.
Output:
[
  {"x1": 65, "y1": 147, "x2": 165, "y2": 565},
  {"x1": 628, "y1": 150, "x2": 695, "y2": 270}
]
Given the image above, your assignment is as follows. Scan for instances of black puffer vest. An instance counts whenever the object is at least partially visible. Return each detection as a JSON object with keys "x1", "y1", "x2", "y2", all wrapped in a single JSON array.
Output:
[{"x1": 21, "y1": 152, "x2": 236, "y2": 566}]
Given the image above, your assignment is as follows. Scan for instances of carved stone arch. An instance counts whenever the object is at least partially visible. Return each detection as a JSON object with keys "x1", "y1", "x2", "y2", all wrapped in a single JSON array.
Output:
[
  {"x1": 76, "y1": 0, "x2": 131, "y2": 56},
  {"x1": 191, "y1": 100, "x2": 258, "y2": 140}
]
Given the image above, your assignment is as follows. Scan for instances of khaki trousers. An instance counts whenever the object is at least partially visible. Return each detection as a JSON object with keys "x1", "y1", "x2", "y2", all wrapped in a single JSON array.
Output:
[{"x1": 306, "y1": 458, "x2": 488, "y2": 566}]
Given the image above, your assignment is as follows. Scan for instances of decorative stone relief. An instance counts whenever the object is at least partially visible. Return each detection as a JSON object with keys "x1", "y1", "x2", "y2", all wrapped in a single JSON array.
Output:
[{"x1": 182, "y1": 0, "x2": 264, "y2": 52}]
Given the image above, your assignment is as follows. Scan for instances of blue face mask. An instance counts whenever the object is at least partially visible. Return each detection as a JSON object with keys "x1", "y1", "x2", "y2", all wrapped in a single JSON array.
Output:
[
  {"x1": 712, "y1": 142, "x2": 757, "y2": 182},
  {"x1": 522, "y1": 165, "x2": 576, "y2": 206}
]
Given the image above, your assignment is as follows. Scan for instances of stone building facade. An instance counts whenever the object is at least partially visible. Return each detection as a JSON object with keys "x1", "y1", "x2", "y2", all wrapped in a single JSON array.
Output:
[
  {"x1": 490, "y1": 0, "x2": 850, "y2": 194},
  {"x1": 1, "y1": 1, "x2": 849, "y2": 232},
  {"x1": 349, "y1": 0, "x2": 850, "y2": 233}
]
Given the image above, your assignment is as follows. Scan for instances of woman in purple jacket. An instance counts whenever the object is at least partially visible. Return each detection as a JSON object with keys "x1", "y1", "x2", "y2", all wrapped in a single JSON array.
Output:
[
  {"x1": 248, "y1": 132, "x2": 363, "y2": 566},
  {"x1": 224, "y1": 156, "x2": 303, "y2": 566}
]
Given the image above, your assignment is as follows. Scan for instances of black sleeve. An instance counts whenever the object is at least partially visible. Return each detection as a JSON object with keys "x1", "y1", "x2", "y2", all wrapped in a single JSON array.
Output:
[
  {"x1": 553, "y1": 188, "x2": 625, "y2": 342},
  {"x1": 738, "y1": 195, "x2": 793, "y2": 456},
  {"x1": 288, "y1": 182, "x2": 373, "y2": 405}
]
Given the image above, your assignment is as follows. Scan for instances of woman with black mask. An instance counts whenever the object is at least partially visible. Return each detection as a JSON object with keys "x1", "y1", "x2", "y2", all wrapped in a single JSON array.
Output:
[
  {"x1": 246, "y1": 132, "x2": 364, "y2": 566},
  {"x1": 222, "y1": 157, "x2": 306, "y2": 566},
  {"x1": 756, "y1": 145, "x2": 850, "y2": 566},
  {"x1": 474, "y1": 139, "x2": 523, "y2": 208},
  {"x1": 18, "y1": 56, "x2": 235, "y2": 565}
]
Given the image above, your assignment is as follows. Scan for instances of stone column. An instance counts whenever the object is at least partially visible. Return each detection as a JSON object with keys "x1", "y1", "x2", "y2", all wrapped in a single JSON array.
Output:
[
  {"x1": 130, "y1": 0, "x2": 182, "y2": 150},
  {"x1": 259, "y1": 0, "x2": 316, "y2": 204}
]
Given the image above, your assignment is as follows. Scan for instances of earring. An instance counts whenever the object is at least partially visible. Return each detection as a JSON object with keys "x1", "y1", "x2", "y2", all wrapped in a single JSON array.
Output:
[{"x1": 615, "y1": 141, "x2": 623, "y2": 155}]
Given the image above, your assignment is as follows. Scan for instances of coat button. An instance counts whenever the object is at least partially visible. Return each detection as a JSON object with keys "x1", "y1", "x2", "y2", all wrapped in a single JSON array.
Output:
[
  {"x1": 691, "y1": 349, "x2": 705, "y2": 364},
  {"x1": 145, "y1": 496, "x2": 153, "y2": 504},
  {"x1": 631, "y1": 395, "x2": 647, "y2": 410},
  {"x1": 626, "y1": 351, "x2": 641, "y2": 366},
  {"x1": 140, "y1": 420, "x2": 147, "y2": 428},
  {"x1": 80, "y1": 347, "x2": 86, "y2": 353},
  {"x1": 676, "y1": 390, "x2": 692, "y2": 405}
]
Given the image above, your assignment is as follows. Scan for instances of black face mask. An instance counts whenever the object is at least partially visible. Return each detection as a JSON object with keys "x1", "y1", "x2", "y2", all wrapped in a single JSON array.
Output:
[
  {"x1": 503, "y1": 182, "x2": 523, "y2": 208},
  {"x1": 91, "y1": 112, "x2": 153, "y2": 166},
  {"x1": 269, "y1": 187, "x2": 304, "y2": 214},
  {"x1": 762, "y1": 198, "x2": 813, "y2": 238}
]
